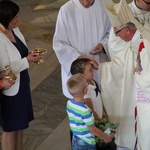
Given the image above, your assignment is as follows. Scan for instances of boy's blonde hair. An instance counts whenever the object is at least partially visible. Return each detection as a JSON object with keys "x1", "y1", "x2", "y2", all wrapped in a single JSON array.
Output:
[{"x1": 67, "y1": 73, "x2": 87, "y2": 96}]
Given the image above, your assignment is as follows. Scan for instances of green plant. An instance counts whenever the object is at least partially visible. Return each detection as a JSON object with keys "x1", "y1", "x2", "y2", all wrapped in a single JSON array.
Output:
[{"x1": 95, "y1": 118, "x2": 119, "y2": 147}]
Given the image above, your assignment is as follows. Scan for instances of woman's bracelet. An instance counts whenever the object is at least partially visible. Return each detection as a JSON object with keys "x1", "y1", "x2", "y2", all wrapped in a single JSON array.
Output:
[{"x1": 0, "y1": 80, "x2": 4, "y2": 89}]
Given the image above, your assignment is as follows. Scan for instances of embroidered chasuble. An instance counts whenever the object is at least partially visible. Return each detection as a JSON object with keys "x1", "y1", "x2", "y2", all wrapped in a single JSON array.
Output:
[
  {"x1": 100, "y1": 37, "x2": 150, "y2": 149},
  {"x1": 134, "y1": 39, "x2": 150, "y2": 150},
  {"x1": 101, "y1": 0, "x2": 150, "y2": 149},
  {"x1": 100, "y1": 46, "x2": 136, "y2": 149},
  {"x1": 134, "y1": 41, "x2": 145, "y2": 150},
  {"x1": 99, "y1": 33, "x2": 145, "y2": 149}
]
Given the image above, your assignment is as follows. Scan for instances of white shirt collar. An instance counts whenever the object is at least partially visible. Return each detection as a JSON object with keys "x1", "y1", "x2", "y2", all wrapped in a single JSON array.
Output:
[
  {"x1": 130, "y1": 0, "x2": 148, "y2": 14},
  {"x1": 131, "y1": 30, "x2": 140, "y2": 43}
]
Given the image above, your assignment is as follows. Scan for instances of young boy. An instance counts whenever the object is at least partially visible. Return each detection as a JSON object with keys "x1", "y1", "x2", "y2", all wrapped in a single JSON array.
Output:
[
  {"x1": 70, "y1": 58, "x2": 107, "y2": 120},
  {"x1": 66, "y1": 73, "x2": 113, "y2": 150}
]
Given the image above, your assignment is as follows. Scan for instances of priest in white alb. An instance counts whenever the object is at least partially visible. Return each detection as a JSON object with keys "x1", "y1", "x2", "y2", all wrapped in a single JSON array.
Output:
[{"x1": 53, "y1": 0, "x2": 111, "y2": 99}]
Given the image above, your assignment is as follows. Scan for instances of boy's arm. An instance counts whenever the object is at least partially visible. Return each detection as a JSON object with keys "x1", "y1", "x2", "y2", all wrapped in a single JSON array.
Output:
[
  {"x1": 102, "y1": 105, "x2": 108, "y2": 121},
  {"x1": 88, "y1": 125, "x2": 114, "y2": 143},
  {"x1": 85, "y1": 98, "x2": 100, "y2": 120}
]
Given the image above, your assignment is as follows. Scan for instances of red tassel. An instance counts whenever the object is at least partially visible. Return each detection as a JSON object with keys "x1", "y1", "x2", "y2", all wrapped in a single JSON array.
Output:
[{"x1": 139, "y1": 42, "x2": 145, "y2": 52}]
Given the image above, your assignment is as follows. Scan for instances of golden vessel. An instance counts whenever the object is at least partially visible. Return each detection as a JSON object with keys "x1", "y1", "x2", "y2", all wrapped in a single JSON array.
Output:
[
  {"x1": 3, "y1": 65, "x2": 17, "y2": 81},
  {"x1": 31, "y1": 47, "x2": 47, "y2": 64}
]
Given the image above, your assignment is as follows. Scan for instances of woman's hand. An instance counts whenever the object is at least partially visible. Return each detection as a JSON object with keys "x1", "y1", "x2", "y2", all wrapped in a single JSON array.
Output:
[
  {"x1": 26, "y1": 53, "x2": 43, "y2": 63},
  {"x1": 2, "y1": 79, "x2": 15, "y2": 90}
]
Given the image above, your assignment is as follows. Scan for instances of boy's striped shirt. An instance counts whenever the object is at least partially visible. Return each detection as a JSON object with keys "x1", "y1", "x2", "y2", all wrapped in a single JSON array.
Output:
[{"x1": 66, "y1": 99, "x2": 95, "y2": 145}]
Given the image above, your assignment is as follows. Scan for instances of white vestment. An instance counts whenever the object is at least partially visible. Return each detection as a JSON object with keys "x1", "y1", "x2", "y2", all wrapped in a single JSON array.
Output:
[
  {"x1": 108, "y1": 0, "x2": 150, "y2": 58},
  {"x1": 134, "y1": 39, "x2": 150, "y2": 150},
  {"x1": 100, "y1": 46, "x2": 136, "y2": 150},
  {"x1": 98, "y1": 31, "x2": 144, "y2": 149},
  {"x1": 103, "y1": 1, "x2": 150, "y2": 149},
  {"x1": 53, "y1": 0, "x2": 111, "y2": 98}
]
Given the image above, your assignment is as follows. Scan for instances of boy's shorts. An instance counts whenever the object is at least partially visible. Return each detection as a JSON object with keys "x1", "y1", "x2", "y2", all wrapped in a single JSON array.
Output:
[{"x1": 72, "y1": 135, "x2": 96, "y2": 150}]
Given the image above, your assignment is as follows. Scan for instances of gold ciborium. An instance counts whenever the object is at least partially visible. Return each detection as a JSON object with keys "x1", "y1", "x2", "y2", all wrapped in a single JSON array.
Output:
[
  {"x1": 31, "y1": 47, "x2": 47, "y2": 64},
  {"x1": 3, "y1": 64, "x2": 17, "y2": 81}
]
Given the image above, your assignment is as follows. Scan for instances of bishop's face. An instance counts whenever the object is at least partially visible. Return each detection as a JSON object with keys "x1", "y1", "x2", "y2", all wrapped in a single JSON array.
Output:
[
  {"x1": 114, "y1": 27, "x2": 132, "y2": 42},
  {"x1": 79, "y1": 0, "x2": 94, "y2": 8},
  {"x1": 136, "y1": 0, "x2": 150, "y2": 11}
]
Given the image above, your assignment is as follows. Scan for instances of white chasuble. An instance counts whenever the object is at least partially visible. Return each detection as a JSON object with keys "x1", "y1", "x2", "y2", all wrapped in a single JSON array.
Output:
[
  {"x1": 100, "y1": 46, "x2": 136, "y2": 149},
  {"x1": 108, "y1": 0, "x2": 150, "y2": 58},
  {"x1": 134, "y1": 39, "x2": 150, "y2": 150}
]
